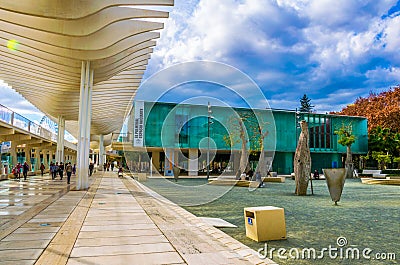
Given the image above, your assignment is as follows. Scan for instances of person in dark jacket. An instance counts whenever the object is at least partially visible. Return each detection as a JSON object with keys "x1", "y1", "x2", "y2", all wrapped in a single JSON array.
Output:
[
  {"x1": 65, "y1": 162, "x2": 73, "y2": 184},
  {"x1": 89, "y1": 163, "x2": 94, "y2": 176},
  {"x1": 40, "y1": 163, "x2": 45, "y2": 176},
  {"x1": 22, "y1": 162, "x2": 29, "y2": 180},
  {"x1": 59, "y1": 162, "x2": 64, "y2": 180}
]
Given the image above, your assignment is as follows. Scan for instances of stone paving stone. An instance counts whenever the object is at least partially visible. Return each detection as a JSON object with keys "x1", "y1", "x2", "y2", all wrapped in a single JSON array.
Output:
[
  {"x1": 0, "y1": 260, "x2": 36, "y2": 265},
  {"x1": 13, "y1": 227, "x2": 60, "y2": 233},
  {"x1": 70, "y1": 242, "x2": 175, "y2": 257},
  {"x1": 0, "y1": 239, "x2": 50, "y2": 250},
  {"x1": 0, "y1": 248, "x2": 43, "y2": 261},
  {"x1": 0, "y1": 210, "x2": 25, "y2": 215},
  {"x1": 28, "y1": 217, "x2": 68, "y2": 223},
  {"x1": 2, "y1": 232, "x2": 56, "y2": 241},
  {"x1": 80, "y1": 223, "x2": 157, "y2": 232},
  {"x1": 0, "y1": 218, "x2": 11, "y2": 226},
  {"x1": 82, "y1": 217, "x2": 152, "y2": 225},
  {"x1": 23, "y1": 222, "x2": 63, "y2": 227},
  {"x1": 74, "y1": 235, "x2": 169, "y2": 247},
  {"x1": 67, "y1": 251, "x2": 185, "y2": 265}
]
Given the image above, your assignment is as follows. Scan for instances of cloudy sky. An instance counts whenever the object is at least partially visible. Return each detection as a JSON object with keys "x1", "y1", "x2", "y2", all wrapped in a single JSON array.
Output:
[
  {"x1": 139, "y1": 0, "x2": 400, "y2": 112},
  {"x1": 1, "y1": 0, "x2": 399, "y2": 124}
]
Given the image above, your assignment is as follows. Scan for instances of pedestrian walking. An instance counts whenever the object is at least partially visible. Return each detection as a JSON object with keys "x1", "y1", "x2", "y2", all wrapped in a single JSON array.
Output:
[
  {"x1": 89, "y1": 163, "x2": 94, "y2": 176},
  {"x1": 66, "y1": 162, "x2": 73, "y2": 184},
  {"x1": 40, "y1": 163, "x2": 45, "y2": 176},
  {"x1": 53, "y1": 162, "x2": 59, "y2": 180},
  {"x1": 12, "y1": 166, "x2": 19, "y2": 180},
  {"x1": 22, "y1": 162, "x2": 29, "y2": 180},
  {"x1": 50, "y1": 162, "x2": 54, "y2": 179},
  {"x1": 16, "y1": 162, "x2": 22, "y2": 179},
  {"x1": 59, "y1": 162, "x2": 64, "y2": 180},
  {"x1": 72, "y1": 164, "x2": 76, "y2": 175}
]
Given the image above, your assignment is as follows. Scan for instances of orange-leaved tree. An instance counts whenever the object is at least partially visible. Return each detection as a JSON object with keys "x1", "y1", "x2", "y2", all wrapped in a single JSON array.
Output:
[{"x1": 333, "y1": 86, "x2": 400, "y2": 133}]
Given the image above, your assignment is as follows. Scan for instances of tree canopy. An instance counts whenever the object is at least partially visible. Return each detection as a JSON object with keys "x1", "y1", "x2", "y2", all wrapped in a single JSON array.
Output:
[
  {"x1": 334, "y1": 86, "x2": 400, "y2": 133},
  {"x1": 299, "y1": 94, "x2": 314, "y2": 112},
  {"x1": 335, "y1": 124, "x2": 356, "y2": 147}
]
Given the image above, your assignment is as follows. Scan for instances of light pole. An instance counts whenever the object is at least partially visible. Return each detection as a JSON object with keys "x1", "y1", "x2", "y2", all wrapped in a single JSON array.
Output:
[{"x1": 207, "y1": 102, "x2": 212, "y2": 179}]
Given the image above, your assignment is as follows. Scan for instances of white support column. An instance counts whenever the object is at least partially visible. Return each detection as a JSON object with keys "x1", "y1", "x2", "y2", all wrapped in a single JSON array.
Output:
[
  {"x1": 34, "y1": 148, "x2": 40, "y2": 172},
  {"x1": 48, "y1": 149, "x2": 54, "y2": 164},
  {"x1": 98, "y1": 134, "x2": 104, "y2": 170},
  {"x1": 10, "y1": 144, "x2": 17, "y2": 168},
  {"x1": 188, "y1": 148, "x2": 198, "y2": 176},
  {"x1": 42, "y1": 149, "x2": 48, "y2": 169},
  {"x1": 55, "y1": 116, "x2": 65, "y2": 163},
  {"x1": 127, "y1": 109, "x2": 134, "y2": 141},
  {"x1": 76, "y1": 61, "x2": 93, "y2": 190},
  {"x1": 25, "y1": 145, "x2": 32, "y2": 168}
]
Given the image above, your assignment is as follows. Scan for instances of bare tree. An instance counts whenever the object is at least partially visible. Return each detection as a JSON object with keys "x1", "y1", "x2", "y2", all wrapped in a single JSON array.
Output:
[{"x1": 223, "y1": 112, "x2": 251, "y2": 175}]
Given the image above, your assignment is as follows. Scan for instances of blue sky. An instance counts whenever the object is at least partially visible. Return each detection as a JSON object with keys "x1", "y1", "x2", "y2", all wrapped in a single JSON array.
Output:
[
  {"x1": 139, "y1": 0, "x2": 400, "y2": 112},
  {"x1": 1, "y1": 0, "x2": 400, "y2": 125}
]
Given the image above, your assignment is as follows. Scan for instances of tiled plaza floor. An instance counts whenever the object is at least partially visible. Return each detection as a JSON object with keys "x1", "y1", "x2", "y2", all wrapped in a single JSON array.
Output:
[{"x1": 0, "y1": 171, "x2": 276, "y2": 265}]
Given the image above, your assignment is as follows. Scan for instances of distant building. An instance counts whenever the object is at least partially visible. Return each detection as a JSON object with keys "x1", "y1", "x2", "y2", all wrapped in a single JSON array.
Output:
[{"x1": 118, "y1": 101, "x2": 368, "y2": 176}]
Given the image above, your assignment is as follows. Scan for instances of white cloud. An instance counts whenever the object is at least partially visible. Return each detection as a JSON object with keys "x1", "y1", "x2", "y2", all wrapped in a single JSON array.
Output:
[
  {"x1": 381, "y1": 15, "x2": 400, "y2": 53},
  {"x1": 145, "y1": 0, "x2": 400, "y2": 112},
  {"x1": 0, "y1": 83, "x2": 44, "y2": 122},
  {"x1": 365, "y1": 66, "x2": 400, "y2": 84},
  {"x1": 153, "y1": 0, "x2": 302, "y2": 69}
]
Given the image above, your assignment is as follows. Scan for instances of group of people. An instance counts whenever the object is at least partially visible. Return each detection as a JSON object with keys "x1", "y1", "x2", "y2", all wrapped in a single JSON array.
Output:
[
  {"x1": 11, "y1": 161, "x2": 75, "y2": 184},
  {"x1": 12, "y1": 162, "x2": 30, "y2": 180},
  {"x1": 50, "y1": 162, "x2": 75, "y2": 184},
  {"x1": 238, "y1": 169, "x2": 265, "y2": 188},
  {"x1": 103, "y1": 161, "x2": 118, "y2": 172},
  {"x1": 11, "y1": 160, "x2": 125, "y2": 183}
]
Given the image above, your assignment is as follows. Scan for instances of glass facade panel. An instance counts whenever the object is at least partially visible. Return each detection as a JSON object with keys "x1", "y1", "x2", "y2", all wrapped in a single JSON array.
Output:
[{"x1": 137, "y1": 101, "x2": 367, "y2": 155}]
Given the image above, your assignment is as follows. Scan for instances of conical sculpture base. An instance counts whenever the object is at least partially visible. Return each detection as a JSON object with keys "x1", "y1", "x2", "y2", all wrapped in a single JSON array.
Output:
[
  {"x1": 173, "y1": 166, "x2": 180, "y2": 182},
  {"x1": 323, "y1": 168, "x2": 346, "y2": 205}
]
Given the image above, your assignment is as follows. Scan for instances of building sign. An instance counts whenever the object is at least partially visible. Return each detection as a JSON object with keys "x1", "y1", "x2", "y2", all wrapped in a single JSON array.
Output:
[{"x1": 133, "y1": 101, "x2": 144, "y2": 147}]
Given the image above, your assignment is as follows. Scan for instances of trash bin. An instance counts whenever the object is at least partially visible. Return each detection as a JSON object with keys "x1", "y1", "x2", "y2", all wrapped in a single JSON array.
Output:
[{"x1": 244, "y1": 206, "x2": 286, "y2": 242}]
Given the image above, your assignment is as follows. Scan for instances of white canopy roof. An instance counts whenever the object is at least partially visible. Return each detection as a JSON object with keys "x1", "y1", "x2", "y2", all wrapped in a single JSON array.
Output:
[{"x1": 0, "y1": 0, "x2": 173, "y2": 138}]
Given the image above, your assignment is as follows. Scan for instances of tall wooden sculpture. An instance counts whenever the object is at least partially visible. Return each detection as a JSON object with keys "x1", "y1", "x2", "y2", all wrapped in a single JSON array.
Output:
[{"x1": 294, "y1": 120, "x2": 311, "y2": 195}]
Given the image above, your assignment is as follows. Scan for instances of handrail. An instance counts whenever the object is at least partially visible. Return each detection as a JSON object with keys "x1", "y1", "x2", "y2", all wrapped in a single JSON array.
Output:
[{"x1": 0, "y1": 103, "x2": 75, "y2": 147}]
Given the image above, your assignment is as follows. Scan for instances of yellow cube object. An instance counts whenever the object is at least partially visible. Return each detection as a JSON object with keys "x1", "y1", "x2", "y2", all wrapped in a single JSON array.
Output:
[
  {"x1": 138, "y1": 173, "x2": 147, "y2": 182},
  {"x1": 244, "y1": 206, "x2": 286, "y2": 242}
]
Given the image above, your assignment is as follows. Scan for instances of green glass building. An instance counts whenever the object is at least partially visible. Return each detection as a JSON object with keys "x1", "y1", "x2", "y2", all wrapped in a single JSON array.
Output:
[{"x1": 126, "y1": 101, "x2": 368, "y2": 176}]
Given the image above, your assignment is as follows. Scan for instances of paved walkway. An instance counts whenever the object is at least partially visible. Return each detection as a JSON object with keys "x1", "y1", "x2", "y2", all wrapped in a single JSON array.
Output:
[{"x1": 0, "y1": 171, "x2": 277, "y2": 265}]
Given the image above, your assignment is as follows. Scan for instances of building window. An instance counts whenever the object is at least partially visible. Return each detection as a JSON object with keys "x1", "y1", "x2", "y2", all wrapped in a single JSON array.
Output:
[{"x1": 307, "y1": 115, "x2": 331, "y2": 149}]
